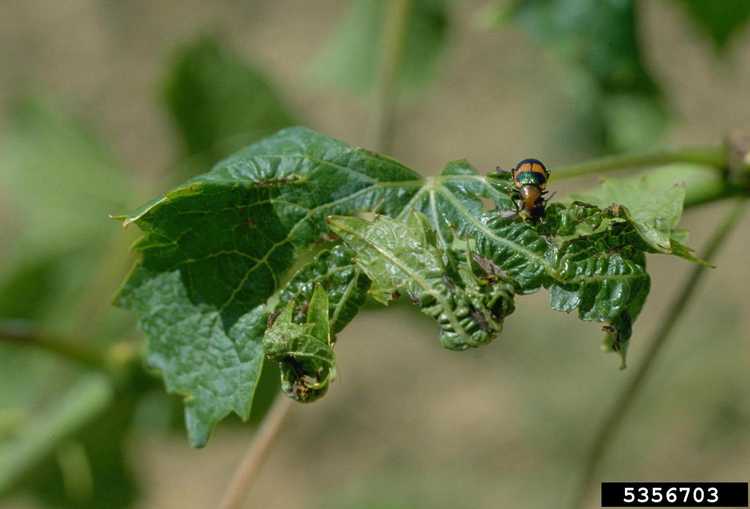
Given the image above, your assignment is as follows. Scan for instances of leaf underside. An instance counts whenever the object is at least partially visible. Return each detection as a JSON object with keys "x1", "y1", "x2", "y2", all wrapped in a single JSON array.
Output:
[{"x1": 116, "y1": 127, "x2": 694, "y2": 445}]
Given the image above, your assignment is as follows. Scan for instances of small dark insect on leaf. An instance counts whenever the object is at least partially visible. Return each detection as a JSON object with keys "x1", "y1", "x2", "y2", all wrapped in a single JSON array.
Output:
[
  {"x1": 471, "y1": 309, "x2": 491, "y2": 333},
  {"x1": 267, "y1": 310, "x2": 281, "y2": 328},
  {"x1": 441, "y1": 274, "x2": 457, "y2": 291},
  {"x1": 472, "y1": 254, "x2": 507, "y2": 282},
  {"x1": 253, "y1": 175, "x2": 303, "y2": 188},
  {"x1": 320, "y1": 231, "x2": 341, "y2": 242},
  {"x1": 294, "y1": 301, "x2": 310, "y2": 323}
]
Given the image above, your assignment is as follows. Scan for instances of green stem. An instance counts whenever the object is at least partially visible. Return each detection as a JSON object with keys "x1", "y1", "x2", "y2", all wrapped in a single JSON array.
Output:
[
  {"x1": 370, "y1": 0, "x2": 412, "y2": 153},
  {"x1": 568, "y1": 198, "x2": 748, "y2": 509},
  {"x1": 0, "y1": 321, "x2": 110, "y2": 371},
  {"x1": 552, "y1": 146, "x2": 726, "y2": 180},
  {"x1": 684, "y1": 181, "x2": 744, "y2": 208}
]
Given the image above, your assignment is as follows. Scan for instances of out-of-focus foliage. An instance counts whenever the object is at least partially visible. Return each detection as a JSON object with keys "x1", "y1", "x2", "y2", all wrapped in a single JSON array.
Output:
[
  {"x1": 0, "y1": 99, "x2": 139, "y2": 508},
  {"x1": 0, "y1": 99, "x2": 130, "y2": 255},
  {"x1": 116, "y1": 127, "x2": 699, "y2": 445},
  {"x1": 164, "y1": 37, "x2": 297, "y2": 174},
  {"x1": 493, "y1": 0, "x2": 667, "y2": 153},
  {"x1": 2, "y1": 375, "x2": 139, "y2": 509},
  {"x1": 0, "y1": 98, "x2": 133, "y2": 333},
  {"x1": 675, "y1": 0, "x2": 750, "y2": 50},
  {"x1": 312, "y1": 0, "x2": 449, "y2": 93},
  {"x1": 618, "y1": 164, "x2": 733, "y2": 208}
]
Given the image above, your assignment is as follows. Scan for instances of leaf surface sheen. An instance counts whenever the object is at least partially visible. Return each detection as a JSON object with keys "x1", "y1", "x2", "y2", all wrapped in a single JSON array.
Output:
[
  {"x1": 116, "y1": 127, "x2": 501, "y2": 445},
  {"x1": 117, "y1": 127, "x2": 692, "y2": 444}
]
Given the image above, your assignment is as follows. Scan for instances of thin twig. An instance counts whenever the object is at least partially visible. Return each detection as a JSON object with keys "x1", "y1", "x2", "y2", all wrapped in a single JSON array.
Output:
[
  {"x1": 552, "y1": 146, "x2": 727, "y2": 180},
  {"x1": 218, "y1": 394, "x2": 294, "y2": 509},
  {"x1": 0, "y1": 320, "x2": 109, "y2": 370},
  {"x1": 568, "y1": 198, "x2": 748, "y2": 509},
  {"x1": 370, "y1": 0, "x2": 412, "y2": 153}
]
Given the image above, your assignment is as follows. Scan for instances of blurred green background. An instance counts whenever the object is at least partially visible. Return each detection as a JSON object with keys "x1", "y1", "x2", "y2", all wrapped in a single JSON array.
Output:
[{"x1": 1, "y1": 1, "x2": 749, "y2": 508}]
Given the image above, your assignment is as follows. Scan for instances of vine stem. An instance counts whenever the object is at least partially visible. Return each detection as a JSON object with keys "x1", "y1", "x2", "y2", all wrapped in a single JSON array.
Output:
[
  {"x1": 568, "y1": 198, "x2": 748, "y2": 509},
  {"x1": 370, "y1": 0, "x2": 412, "y2": 153},
  {"x1": 218, "y1": 394, "x2": 294, "y2": 509},
  {"x1": 0, "y1": 321, "x2": 110, "y2": 371},
  {"x1": 552, "y1": 146, "x2": 726, "y2": 180}
]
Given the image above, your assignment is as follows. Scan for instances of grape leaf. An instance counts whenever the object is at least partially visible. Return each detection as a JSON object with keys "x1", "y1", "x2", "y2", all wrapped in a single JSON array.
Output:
[
  {"x1": 115, "y1": 126, "x2": 509, "y2": 445},
  {"x1": 397, "y1": 159, "x2": 514, "y2": 246},
  {"x1": 164, "y1": 37, "x2": 297, "y2": 173},
  {"x1": 549, "y1": 230, "x2": 650, "y2": 367},
  {"x1": 328, "y1": 212, "x2": 517, "y2": 350},
  {"x1": 115, "y1": 127, "x2": 425, "y2": 445},
  {"x1": 276, "y1": 245, "x2": 370, "y2": 335},
  {"x1": 117, "y1": 127, "x2": 694, "y2": 444},
  {"x1": 570, "y1": 173, "x2": 706, "y2": 263},
  {"x1": 473, "y1": 207, "x2": 650, "y2": 365},
  {"x1": 472, "y1": 212, "x2": 554, "y2": 292},
  {"x1": 311, "y1": 0, "x2": 449, "y2": 93},
  {"x1": 264, "y1": 285, "x2": 336, "y2": 402}
]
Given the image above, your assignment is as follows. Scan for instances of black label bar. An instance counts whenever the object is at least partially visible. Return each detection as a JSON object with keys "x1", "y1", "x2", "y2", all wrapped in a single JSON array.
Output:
[{"x1": 601, "y1": 482, "x2": 748, "y2": 507}]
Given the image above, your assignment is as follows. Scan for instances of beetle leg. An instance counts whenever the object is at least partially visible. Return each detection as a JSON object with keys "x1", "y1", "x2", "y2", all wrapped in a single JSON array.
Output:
[{"x1": 500, "y1": 193, "x2": 521, "y2": 220}]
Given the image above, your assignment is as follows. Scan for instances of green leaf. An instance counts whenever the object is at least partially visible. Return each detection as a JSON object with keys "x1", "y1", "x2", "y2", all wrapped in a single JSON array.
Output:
[
  {"x1": 570, "y1": 173, "x2": 705, "y2": 262},
  {"x1": 541, "y1": 201, "x2": 627, "y2": 243},
  {"x1": 276, "y1": 245, "x2": 371, "y2": 335},
  {"x1": 311, "y1": 0, "x2": 449, "y2": 93},
  {"x1": 328, "y1": 213, "x2": 446, "y2": 305},
  {"x1": 117, "y1": 127, "x2": 698, "y2": 442},
  {"x1": 675, "y1": 0, "x2": 750, "y2": 51},
  {"x1": 473, "y1": 213, "x2": 554, "y2": 292},
  {"x1": 164, "y1": 36, "x2": 297, "y2": 173},
  {"x1": 116, "y1": 126, "x2": 505, "y2": 443},
  {"x1": 328, "y1": 212, "x2": 516, "y2": 350},
  {"x1": 499, "y1": 0, "x2": 666, "y2": 152},
  {"x1": 549, "y1": 234, "x2": 650, "y2": 367},
  {"x1": 474, "y1": 201, "x2": 652, "y2": 365},
  {"x1": 397, "y1": 159, "x2": 515, "y2": 246},
  {"x1": 115, "y1": 127, "x2": 423, "y2": 445},
  {"x1": 264, "y1": 286, "x2": 336, "y2": 402}
]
